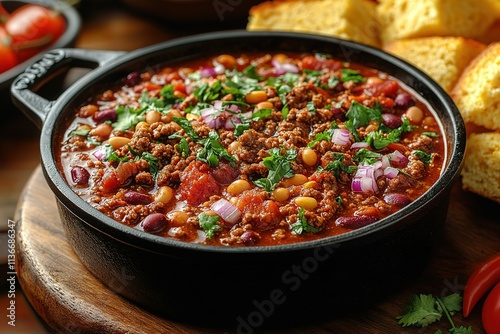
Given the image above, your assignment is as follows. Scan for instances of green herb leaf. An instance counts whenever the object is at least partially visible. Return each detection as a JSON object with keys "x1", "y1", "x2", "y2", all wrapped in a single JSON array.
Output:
[
  {"x1": 412, "y1": 150, "x2": 433, "y2": 164},
  {"x1": 173, "y1": 117, "x2": 201, "y2": 141},
  {"x1": 251, "y1": 108, "x2": 273, "y2": 121},
  {"x1": 291, "y1": 208, "x2": 319, "y2": 235},
  {"x1": 234, "y1": 123, "x2": 250, "y2": 137},
  {"x1": 397, "y1": 294, "x2": 442, "y2": 327},
  {"x1": 71, "y1": 128, "x2": 90, "y2": 137},
  {"x1": 168, "y1": 134, "x2": 190, "y2": 158},
  {"x1": 307, "y1": 121, "x2": 339, "y2": 148},
  {"x1": 195, "y1": 80, "x2": 223, "y2": 102},
  {"x1": 197, "y1": 131, "x2": 236, "y2": 168},
  {"x1": 140, "y1": 152, "x2": 159, "y2": 178},
  {"x1": 254, "y1": 147, "x2": 296, "y2": 192},
  {"x1": 423, "y1": 131, "x2": 439, "y2": 138},
  {"x1": 113, "y1": 105, "x2": 145, "y2": 131},
  {"x1": 198, "y1": 213, "x2": 220, "y2": 239},
  {"x1": 448, "y1": 326, "x2": 473, "y2": 334},
  {"x1": 353, "y1": 148, "x2": 383, "y2": 165},
  {"x1": 345, "y1": 101, "x2": 382, "y2": 129},
  {"x1": 439, "y1": 294, "x2": 462, "y2": 317},
  {"x1": 306, "y1": 101, "x2": 316, "y2": 114},
  {"x1": 340, "y1": 69, "x2": 366, "y2": 84},
  {"x1": 243, "y1": 65, "x2": 263, "y2": 81},
  {"x1": 318, "y1": 153, "x2": 356, "y2": 179},
  {"x1": 103, "y1": 144, "x2": 129, "y2": 162}
]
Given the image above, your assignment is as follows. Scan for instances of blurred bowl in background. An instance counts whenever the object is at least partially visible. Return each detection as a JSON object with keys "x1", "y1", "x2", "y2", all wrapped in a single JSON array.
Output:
[
  {"x1": 120, "y1": 0, "x2": 263, "y2": 24},
  {"x1": 0, "y1": 0, "x2": 81, "y2": 92}
]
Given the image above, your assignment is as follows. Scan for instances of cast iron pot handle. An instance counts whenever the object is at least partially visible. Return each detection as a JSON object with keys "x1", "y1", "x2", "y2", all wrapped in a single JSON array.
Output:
[{"x1": 11, "y1": 48, "x2": 125, "y2": 129}]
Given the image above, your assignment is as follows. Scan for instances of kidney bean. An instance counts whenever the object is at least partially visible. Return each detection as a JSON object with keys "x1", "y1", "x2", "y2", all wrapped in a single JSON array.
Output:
[
  {"x1": 335, "y1": 215, "x2": 378, "y2": 229},
  {"x1": 241, "y1": 231, "x2": 260, "y2": 245},
  {"x1": 384, "y1": 193, "x2": 412, "y2": 207},
  {"x1": 71, "y1": 166, "x2": 90, "y2": 186},
  {"x1": 124, "y1": 191, "x2": 152, "y2": 205},
  {"x1": 124, "y1": 72, "x2": 140, "y2": 86},
  {"x1": 93, "y1": 109, "x2": 117, "y2": 122},
  {"x1": 138, "y1": 213, "x2": 167, "y2": 233},
  {"x1": 382, "y1": 113, "x2": 403, "y2": 129},
  {"x1": 394, "y1": 93, "x2": 415, "y2": 109}
]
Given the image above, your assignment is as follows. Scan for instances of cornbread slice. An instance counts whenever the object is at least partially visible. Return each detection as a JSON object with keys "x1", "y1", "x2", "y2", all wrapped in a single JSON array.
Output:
[
  {"x1": 461, "y1": 132, "x2": 500, "y2": 203},
  {"x1": 451, "y1": 42, "x2": 500, "y2": 131},
  {"x1": 247, "y1": 0, "x2": 381, "y2": 47},
  {"x1": 478, "y1": 20, "x2": 500, "y2": 44},
  {"x1": 376, "y1": 0, "x2": 499, "y2": 44},
  {"x1": 384, "y1": 37, "x2": 486, "y2": 93}
]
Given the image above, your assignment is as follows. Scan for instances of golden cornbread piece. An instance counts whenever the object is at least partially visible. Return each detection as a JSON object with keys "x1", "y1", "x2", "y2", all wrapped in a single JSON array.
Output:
[
  {"x1": 247, "y1": 0, "x2": 381, "y2": 47},
  {"x1": 384, "y1": 37, "x2": 486, "y2": 93},
  {"x1": 461, "y1": 132, "x2": 500, "y2": 204},
  {"x1": 377, "y1": 0, "x2": 499, "y2": 44},
  {"x1": 451, "y1": 42, "x2": 500, "y2": 131}
]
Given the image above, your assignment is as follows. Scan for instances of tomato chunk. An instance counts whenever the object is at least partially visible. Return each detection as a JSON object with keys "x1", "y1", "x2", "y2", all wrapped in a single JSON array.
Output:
[
  {"x1": 180, "y1": 161, "x2": 220, "y2": 205},
  {"x1": 236, "y1": 190, "x2": 281, "y2": 231}
]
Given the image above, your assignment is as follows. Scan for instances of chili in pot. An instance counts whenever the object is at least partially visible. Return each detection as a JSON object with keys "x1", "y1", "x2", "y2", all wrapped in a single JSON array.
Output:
[{"x1": 58, "y1": 52, "x2": 445, "y2": 246}]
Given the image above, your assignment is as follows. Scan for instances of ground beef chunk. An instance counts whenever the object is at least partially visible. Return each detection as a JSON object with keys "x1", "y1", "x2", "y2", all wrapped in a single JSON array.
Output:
[
  {"x1": 387, "y1": 173, "x2": 417, "y2": 192},
  {"x1": 286, "y1": 83, "x2": 318, "y2": 109},
  {"x1": 151, "y1": 122, "x2": 183, "y2": 140},
  {"x1": 409, "y1": 135, "x2": 435, "y2": 153},
  {"x1": 178, "y1": 94, "x2": 197, "y2": 111},
  {"x1": 405, "y1": 158, "x2": 427, "y2": 179},
  {"x1": 112, "y1": 204, "x2": 150, "y2": 226},
  {"x1": 128, "y1": 126, "x2": 152, "y2": 154},
  {"x1": 135, "y1": 171, "x2": 154, "y2": 187},
  {"x1": 318, "y1": 190, "x2": 339, "y2": 220},
  {"x1": 237, "y1": 129, "x2": 266, "y2": 163}
]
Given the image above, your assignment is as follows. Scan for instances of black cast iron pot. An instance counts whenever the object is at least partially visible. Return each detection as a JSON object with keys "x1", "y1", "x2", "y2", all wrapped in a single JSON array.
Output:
[{"x1": 11, "y1": 31, "x2": 466, "y2": 328}]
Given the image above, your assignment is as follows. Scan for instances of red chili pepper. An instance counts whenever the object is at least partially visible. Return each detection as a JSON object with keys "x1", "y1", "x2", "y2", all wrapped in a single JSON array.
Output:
[
  {"x1": 463, "y1": 253, "x2": 500, "y2": 317},
  {"x1": 482, "y1": 282, "x2": 500, "y2": 334}
]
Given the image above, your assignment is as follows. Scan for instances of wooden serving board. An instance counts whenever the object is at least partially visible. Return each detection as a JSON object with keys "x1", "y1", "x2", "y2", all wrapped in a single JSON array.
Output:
[{"x1": 15, "y1": 166, "x2": 499, "y2": 333}]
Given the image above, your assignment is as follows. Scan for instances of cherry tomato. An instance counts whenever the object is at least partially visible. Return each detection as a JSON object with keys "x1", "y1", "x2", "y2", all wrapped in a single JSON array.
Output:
[
  {"x1": 482, "y1": 282, "x2": 500, "y2": 334},
  {"x1": 0, "y1": 27, "x2": 17, "y2": 73},
  {"x1": 5, "y1": 4, "x2": 65, "y2": 62}
]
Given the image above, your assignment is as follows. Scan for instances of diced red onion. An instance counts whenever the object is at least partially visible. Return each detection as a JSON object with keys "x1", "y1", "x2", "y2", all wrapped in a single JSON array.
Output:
[
  {"x1": 200, "y1": 67, "x2": 217, "y2": 78},
  {"x1": 271, "y1": 59, "x2": 299, "y2": 76},
  {"x1": 331, "y1": 128, "x2": 351, "y2": 146},
  {"x1": 211, "y1": 199, "x2": 241, "y2": 226},
  {"x1": 224, "y1": 116, "x2": 242, "y2": 130},
  {"x1": 350, "y1": 141, "x2": 369, "y2": 150},
  {"x1": 213, "y1": 61, "x2": 226, "y2": 75},
  {"x1": 384, "y1": 167, "x2": 399, "y2": 179},
  {"x1": 92, "y1": 147, "x2": 106, "y2": 161},
  {"x1": 380, "y1": 155, "x2": 390, "y2": 169},
  {"x1": 352, "y1": 165, "x2": 378, "y2": 193},
  {"x1": 388, "y1": 150, "x2": 407, "y2": 165}
]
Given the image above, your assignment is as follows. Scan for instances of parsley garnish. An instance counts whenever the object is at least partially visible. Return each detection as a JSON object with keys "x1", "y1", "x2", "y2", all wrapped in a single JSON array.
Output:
[
  {"x1": 397, "y1": 293, "x2": 472, "y2": 334},
  {"x1": 242, "y1": 65, "x2": 263, "y2": 81},
  {"x1": 353, "y1": 148, "x2": 383, "y2": 165},
  {"x1": 365, "y1": 118, "x2": 417, "y2": 150},
  {"x1": 306, "y1": 101, "x2": 316, "y2": 114},
  {"x1": 71, "y1": 128, "x2": 90, "y2": 137},
  {"x1": 423, "y1": 131, "x2": 439, "y2": 138},
  {"x1": 103, "y1": 144, "x2": 128, "y2": 162},
  {"x1": 168, "y1": 134, "x2": 190, "y2": 158},
  {"x1": 344, "y1": 101, "x2": 382, "y2": 141},
  {"x1": 291, "y1": 208, "x2": 319, "y2": 235},
  {"x1": 197, "y1": 131, "x2": 236, "y2": 168},
  {"x1": 254, "y1": 147, "x2": 297, "y2": 192},
  {"x1": 307, "y1": 121, "x2": 339, "y2": 148},
  {"x1": 113, "y1": 105, "x2": 145, "y2": 131},
  {"x1": 198, "y1": 213, "x2": 220, "y2": 239},
  {"x1": 340, "y1": 69, "x2": 366, "y2": 84},
  {"x1": 251, "y1": 108, "x2": 273, "y2": 121},
  {"x1": 318, "y1": 154, "x2": 356, "y2": 179},
  {"x1": 172, "y1": 117, "x2": 235, "y2": 167},
  {"x1": 139, "y1": 152, "x2": 159, "y2": 178},
  {"x1": 412, "y1": 150, "x2": 433, "y2": 164},
  {"x1": 234, "y1": 123, "x2": 250, "y2": 137},
  {"x1": 195, "y1": 80, "x2": 223, "y2": 102}
]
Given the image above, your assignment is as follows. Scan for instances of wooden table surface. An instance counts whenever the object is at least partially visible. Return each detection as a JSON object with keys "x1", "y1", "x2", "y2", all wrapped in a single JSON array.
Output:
[{"x1": 1, "y1": 1, "x2": 499, "y2": 333}]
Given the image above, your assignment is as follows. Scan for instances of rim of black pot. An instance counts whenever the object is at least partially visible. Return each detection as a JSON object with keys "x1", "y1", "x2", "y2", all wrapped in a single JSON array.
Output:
[
  {"x1": 0, "y1": 0, "x2": 81, "y2": 91},
  {"x1": 40, "y1": 30, "x2": 466, "y2": 255}
]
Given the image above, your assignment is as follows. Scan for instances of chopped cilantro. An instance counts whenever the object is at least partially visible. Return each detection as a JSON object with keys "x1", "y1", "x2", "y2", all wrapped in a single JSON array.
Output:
[
  {"x1": 412, "y1": 150, "x2": 433, "y2": 164},
  {"x1": 198, "y1": 213, "x2": 220, "y2": 239},
  {"x1": 234, "y1": 123, "x2": 250, "y2": 137},
  {"x1": 195, "y1": 80, "x2": 223, "y2": 102},
  {"x1": 254, "y1": 147, "x2": 297, "y2": 192},
  {"x1": 251, "y1": 108, "x2": 273, "y2": 121},
  {"x1": 396, "y1": 293, "x2": 470, "y2": 334},
  {"x1": 281, "y1": 103, "x2": 290, "y2": 120},
  {"x1": 103, "y1": 144, "x2": 128, "y2": 162},
  {"x1": 291, "y1": 208, "x2": 319, "y2": 235},
  {"x1": 112, "y1": 105, "x2": 145, "y2": 131},
  {"x1": 365, "y1": 118, "x2": 417, "y2": 150},
  {"x1": 224, "y1": 68, "x2": 263, "y2": 96},
  {"x1": 340, "y1": 69, "x2": 366, "y2": 84},
  {"x1": 422, "y1": 131, "x2": 439, "y2": 138},
  {"x1": 346, "y1": 101, "x2": 382, "y2": 129},
  {"x1": 168, "y1": 134, "x2": 190, "y2": 158},
  {"x1": 307, "y1": 121, "x2": 339, "y2": 148},
  {"x1": 327, "y1": 75, "x2": 340, "y2": 88},
  {"x1": 197, "y1": 131, "x2": 236, "y2": 168},
  {"x1": 318, "y1": 153, "x2": 356, "y2": 179},
  {"x1": 242, "y1": 65, "x2": 263, "y2": 80},
  {"x1": 140, "y1": 152, "x2": 159, "y2": 178},
  {"x1": 71, "y1": 128, "x2": 90, "y2": 137},
  {"x1": 172, "y1": 117, "x2": 235, "y2": 167},
  {"x1": 306, "y1": 101, "x2": 316, "y2": 114},
  {"x1": 353, "y1": 148, "x2": 383, "y2": 165}
]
